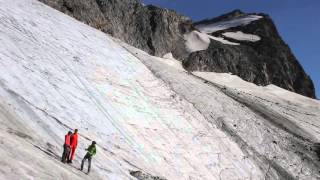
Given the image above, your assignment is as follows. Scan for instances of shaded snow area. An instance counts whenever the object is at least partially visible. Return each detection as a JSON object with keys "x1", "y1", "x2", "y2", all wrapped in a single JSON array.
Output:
[
  {"x1": 0, "y1": 0, "x2": 264, "y2": 179},
  {"x1": 195, "y1": 15, "x2": 262, "y2": 34},
  {"x1": 122, "y1": 45, "x2": 320, "y2": 180},
  {"x1": 184, "y1": 31, "x2": 238, "y2": 53},
  {"x1": 223, "y1": 31, "x2": 261, "y2": 42}
]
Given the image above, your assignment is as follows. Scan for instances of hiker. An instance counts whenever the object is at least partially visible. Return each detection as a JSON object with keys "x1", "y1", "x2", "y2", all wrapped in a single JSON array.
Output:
[
  {"x1": 81, "y1": 141, "x2": 97, "y2": 174},
  {"x1": 68, "y1": 129, "x2": 78, "y2": 163},
  {"x1": 61, "y1": 131, "x2": 72, "y2": 163}
]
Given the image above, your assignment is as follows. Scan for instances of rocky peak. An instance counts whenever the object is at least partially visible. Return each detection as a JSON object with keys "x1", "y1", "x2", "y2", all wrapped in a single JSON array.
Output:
[
  {"x1": 38, "y1": 1, "x2": 316, "y2": 98},
  {"x1": 187, "y1": 10, "x2": 316, "y2": 98}
]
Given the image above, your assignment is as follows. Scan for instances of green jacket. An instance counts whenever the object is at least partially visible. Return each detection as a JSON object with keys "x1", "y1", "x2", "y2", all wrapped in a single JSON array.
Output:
[{"x1": 86, "y1": 144, "x2": 96, "y2": 156}]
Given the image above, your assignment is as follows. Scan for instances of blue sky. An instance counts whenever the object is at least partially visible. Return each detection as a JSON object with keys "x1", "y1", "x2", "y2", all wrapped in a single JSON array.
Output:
[{"x1": 143, "y1": 0, "x2": 320, "y2": 98}]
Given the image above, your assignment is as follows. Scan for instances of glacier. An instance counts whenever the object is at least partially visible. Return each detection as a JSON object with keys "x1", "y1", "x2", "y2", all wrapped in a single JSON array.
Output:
[{"x1": 0, "y1": 0, "x2": 320, "y2": 180}]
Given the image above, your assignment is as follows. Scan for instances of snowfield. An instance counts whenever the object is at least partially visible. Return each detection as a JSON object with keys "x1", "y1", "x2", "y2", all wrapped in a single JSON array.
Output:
[
  {"x1": 0, "y1": 0, "x2": 320, "y2": 180},
  {"x1": 195, "y1": 15, "x2": 263, "y2": 34},
  {"x1": 122, "y1": 45, "x2": 320, "y2": 180}
]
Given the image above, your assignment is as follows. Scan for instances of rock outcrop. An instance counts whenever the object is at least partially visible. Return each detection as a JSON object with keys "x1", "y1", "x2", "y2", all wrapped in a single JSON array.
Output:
[
  {"x1": 39, "y1": 1, "x2": 316, "y2": 98},
  {"x1": 130, "y1": 171, "x2": 166, "y2": 180}
]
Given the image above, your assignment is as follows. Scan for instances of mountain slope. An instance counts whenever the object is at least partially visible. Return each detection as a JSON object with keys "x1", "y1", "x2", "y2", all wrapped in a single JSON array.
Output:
[
  {"x1": 39, "y1": 0, "x2": 316, "y2": 99},
  {"x1": 39, "y1": 0, "x2": 190, "y2": 59},
  {"x1": 1, "y1": 0, "x2": 320, "y2": 179},
  {"x1": 123, "y1": 44, "x2": 320, "y2": 180},
  {"x1": 188, "y1": 10, "x2": 315, "y2": 98}
]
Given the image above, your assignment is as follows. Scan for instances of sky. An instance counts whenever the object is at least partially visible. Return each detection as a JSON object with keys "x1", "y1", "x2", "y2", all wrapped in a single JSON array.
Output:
[{"x1": 143, "y1": 0, "x2": 320, "y2": 98}]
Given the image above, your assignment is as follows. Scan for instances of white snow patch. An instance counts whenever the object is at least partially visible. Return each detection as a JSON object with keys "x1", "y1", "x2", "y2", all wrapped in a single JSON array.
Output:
[
  {"x1": 207, "y1": 34, "x2": 240, "y2": 45},
  {"x1": 194, "y1": 72, "x2": 319, "y2": 106},
  {"x1": 196, "y1": 15, "x2": 263, "y2": 34},
  {"x1": 194, "y1": 72, "x2": 320, "y2": 141},
  {"x1": 163, "y1": 52, "x2": 174, "y2": 59},
  {"x1": 184, "y1": 31, "x2": 239, "y2": 53},
  {"x1": 161, "y1": 53, "x2": 185, "y2": 71},
  {"x1": 184, "y1": 31, "x2": 211, "y2": 52},
  {"x1": 223, "y1": 31, "x2": 261, "y2": 42}
]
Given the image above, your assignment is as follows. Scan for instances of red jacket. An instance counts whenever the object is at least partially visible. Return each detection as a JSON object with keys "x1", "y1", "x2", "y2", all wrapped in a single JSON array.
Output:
[
  {"x1": 64, "y1": 134, "x2": 71, "y2": 146},
  {"x1": 70, "y1": 133, "x2": 78, "y2": 148}
]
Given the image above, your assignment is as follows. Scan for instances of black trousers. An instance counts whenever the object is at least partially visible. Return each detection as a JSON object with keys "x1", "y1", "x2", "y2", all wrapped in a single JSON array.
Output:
[
  {"x1": 61, "y1": 145, "x2": 70, "y2": 163},
  {"x1": 81, "y1": 153, "x2": 92, "y2": 173}
]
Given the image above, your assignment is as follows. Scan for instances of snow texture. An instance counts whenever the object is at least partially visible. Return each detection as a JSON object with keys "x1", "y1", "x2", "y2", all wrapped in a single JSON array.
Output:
[
  {"x1": 123, "y1": 46, "x2": 320, "y2": 180},
  {"x1": 196, "y1": 15, "x2": 263, "y2": 34},
  {"x1": 223, "y1": 31, "x2": 261, "y2": 42}
]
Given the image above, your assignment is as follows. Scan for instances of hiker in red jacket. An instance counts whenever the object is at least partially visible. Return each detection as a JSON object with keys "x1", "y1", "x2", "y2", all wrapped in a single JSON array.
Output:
[
  {"x1": 68, "y1": 129, "x2": 78, "y2": 163},
  {"x1": 61, "y1": 131, "x2": 72, "y2": 163}
]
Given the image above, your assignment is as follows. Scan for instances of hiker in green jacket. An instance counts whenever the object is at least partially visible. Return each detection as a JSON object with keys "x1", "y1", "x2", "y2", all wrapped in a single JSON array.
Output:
[{"x1": 81, "y1": 141, "x2": 97, "y2": 174}]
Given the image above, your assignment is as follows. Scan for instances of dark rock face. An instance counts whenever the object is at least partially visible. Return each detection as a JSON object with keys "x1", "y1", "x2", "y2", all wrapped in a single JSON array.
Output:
[
  {"x1": 185, "y1": 13, "x2": 315, "y2": 98},
  {"x1": 39, "y1": 0, "x2": 190, "y2": 58},
  {"x1": 39, "y1": 0, "x2": 315, "y2": 98}
]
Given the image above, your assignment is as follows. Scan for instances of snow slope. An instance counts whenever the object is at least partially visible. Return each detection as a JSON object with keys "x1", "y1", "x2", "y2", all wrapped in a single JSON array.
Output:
[
  {"x1": 123, "y1": 46, "x2": 320, "y2": 180},
  {"x1": 0, "y1": 0, "x2": 267, "y2": 179},
  {"x1": 1, "y1": 0, "x2": 320, "y2": 179}
]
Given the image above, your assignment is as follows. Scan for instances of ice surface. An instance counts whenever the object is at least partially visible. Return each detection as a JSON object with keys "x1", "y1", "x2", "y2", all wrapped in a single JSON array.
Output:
[
  {"x1": 123, "y1": 46, "x2": 320, "y2": 180},
  {"x1": 196, "y1": 15, "x2": 263, "y2": 34}
]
